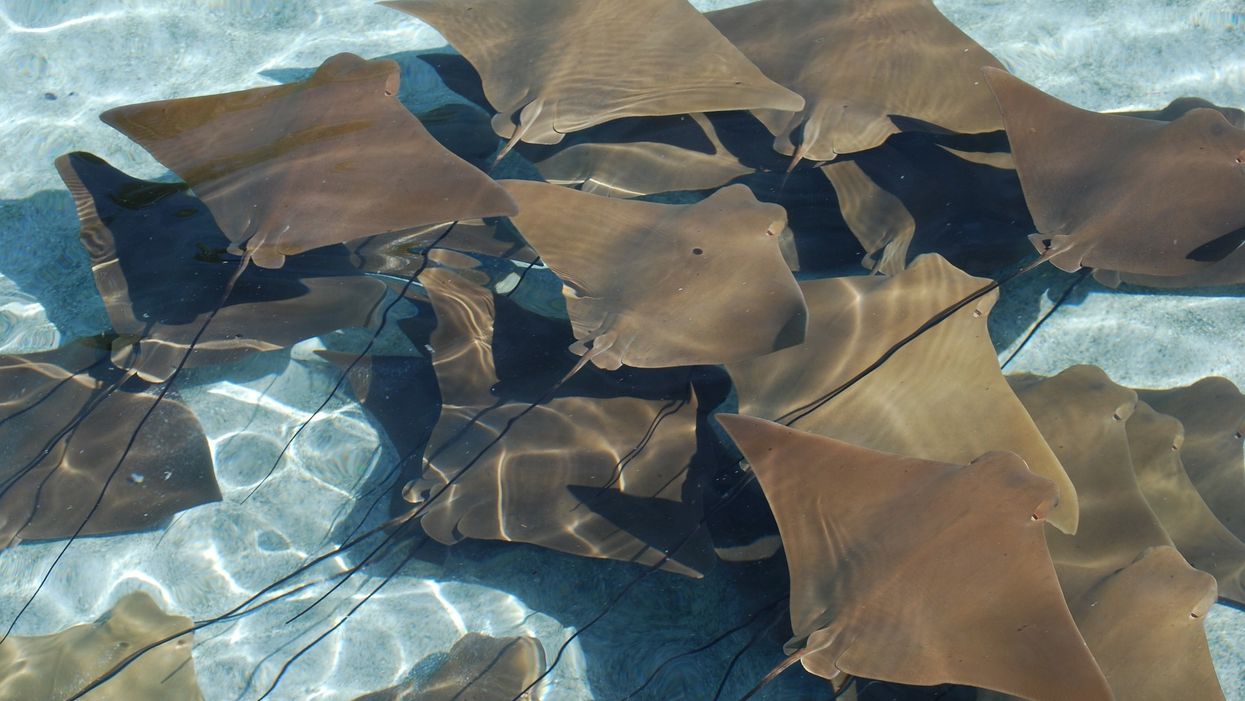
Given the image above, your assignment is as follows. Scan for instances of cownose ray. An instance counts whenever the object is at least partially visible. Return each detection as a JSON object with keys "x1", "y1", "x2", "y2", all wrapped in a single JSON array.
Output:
[
  {"x1": 352, "y1": 633, "x2": 545, "y2": 701},
  {"x1": 347, "y1": 221, "x2": 536, "y2": 289},
  {"x1": 0, "y1": 591, "x2": 203, "y2": 701},
  {"x1": 100, "y1": 52, "x2": 518, "y2": 269},
  {"x1": 534, "y1": 112, "x2": 756, "y2": 198},
  {"x1": 56, "y1": 151, "x2": 389, "y2": 383},
  {"x1": 499, "y1": 180, "x2": 807, "y2": 372},
  {"x1": 979, "y1": 546, "x2": 1224, "y2": 701},
  {"x1": 715, "y1": 414, "x2": 1111, "y2": 700},
  {"x1": 0, "y1": 343, "x2": 218, "y2": 550},
  {"x1": 407, "y1": 268, "x2": 714, "y2": 577},
  {"x1": 1126, "y1": 401, "x2": 1245, "y2": 606},
  {"x1": 1007, "y1": 366, "x2": 1175, "y2": 605},
  {"x1": 707, "y1": 0, "x2": 1006, "y2": 165},
  {"x1": 1138, "y1": 377, "x2": 1245, "y2": 541},
  {"x1": 983, "y1": 67, "x2": 1245, "y2": 287},
  {"x1": 723, "y1": 254, "x2": 1079, "y2": 534},
  {"x1": 381, "y1": 0, "x2": 803, "y2": 159}
]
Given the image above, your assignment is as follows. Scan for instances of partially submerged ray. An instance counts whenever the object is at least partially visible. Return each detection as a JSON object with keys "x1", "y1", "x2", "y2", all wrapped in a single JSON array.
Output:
[
  {"x1": 724, "y1": 254, "x2": 1077, "y2": 533},
  {"x1": 1009, "y1": 366, "x2": 1174, "y2": 603},
  {"x1": 716, "y1": 414, "x2": 1110, "y2": 700},
  {"x1": 1127, "y1": 402, "x2": 1245, "y2": 606},
  {"x1": 0, "y1": 591, "x2": 203, "y2": 701},
  {"x1": 56, "y1": 151, "x2": 388, "y2": 383},
  {"x1": 708, "y1": 0, "x2": 1005, "y2": 163},
  {"x1": 410, "y1": 268, "x2": 713, "y2": 576},
  {"x1": 500, "y1": 180, "x2": 807, "y2": 371},
  {"x1": 0, "y1": 344, "x2": 219, "y2": 549},
  {"x1": 1138, "y1": 377, "x2": 1245, "y2": 540},
  {"x1": 382, "y1": 0, "x2": 803, "y2": 154},
  {"x1": 354, "y1": 633, "x2": 545, "y2": 701},
  {"x1": 820, "y1": 159, "x2": 915, "y2": 274},
  {"x1": 984, "y1": 67, "x2": 1245, "y2": 285},
  {"x1": 101, "y1": 52, "x2": 518, "y2": 268}
]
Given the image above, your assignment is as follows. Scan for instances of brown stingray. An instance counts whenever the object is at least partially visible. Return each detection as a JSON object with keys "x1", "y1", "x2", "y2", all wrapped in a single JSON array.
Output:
[
  {"x1": 499, "y1": 180, "x2": 806, "y2": 371},
  {"x1": 409, "y1": 268, "x2": 713, "y2": 577},
  {"x1": 535, "y1": 113, "x2": 755, "y2": 198},
  {"x1": 716, "y1": 414, "x2": 1111, "y2": 700},
  {"x1": 56, "y1": 151, "x2": 389, "y2": 383},
  {"x1": 724, "y1": 254, "x2": 1078, "y2": 533},
  {"x1": 1009, "y1": 366, "x2": 1174, "y2": 604},
  {"x1": 980, "y1": 546, "x2": 1224, "y2": 701},
  {"x1": 820, "y1": 159, "x2": 916, "y2": 274},
  {"x1": 100, "y1": 52, "x2": 518, "y2": 269},
  {"x1": 0, "y1": 343, "x2": 219, "y2": 549},
  {"x1": 983, "y1": 67, "x2": 1245, "y2": 285},
  {"x1": 381, "y1": 0, "x2": 803, "y2": 155},
  {"x1": 348, "y1": 222, "x2": 537, "y2": 285},
  {"x1": 1138, "y1": 377, "x2": 1245, "y2": 540},
  {"x1": 1127, "y1": 402, "x2": 1245, "y2": 606},
  {"x1": 354, "y1": 633, "x2": 545, "y2": 701},
  {"x1": 0, "y1": 591, "x2": 203, "y2": 701},
  {"x1": 708, "y1": 0, "x2": 1005, "y2": 163}
]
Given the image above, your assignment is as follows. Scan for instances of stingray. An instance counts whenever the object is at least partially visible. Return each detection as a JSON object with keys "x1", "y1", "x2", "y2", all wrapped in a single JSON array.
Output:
[
  {"x1": 100, "y1": 52, "x2": 518, "y2": 269},
  {"x1": 724, "y1": 254, "x2": 1078, "y2": 533},
  {"x1": 820, "y1": 159, "x2": 916, "y2": 274},
  {"x1": 1127, "y1": 402, "x2": 1245, "y2": 606},
  {"x1": 980, "y1": 546, "x2": 1224, "y2": 701},
  {"x1": 715, "y1": 414, "x2": 1111, "y2": 700},
  {"x1": 1138, "y1": 377, "x2": 1245, "y2": 541},
  {"x1": 707, "y1": 0, "x2": 1006, "y2": 165},
  {"x1": 0, "y1": 343, "x2": 219, "y2": 550},
  {"x1": 983, "y1": 67, "x2": 1245, "y2": 286},
  {"x1": 0, "y1": 591, "x2": 203, "y2": 701},
  {"x1": 1008, "y1": 367, "x2": 1175, "y2": 604},
  {"x1": 56, "y1": 151, "x2": 389, "y2": 383},
  {"x1": 498, "y1": 180, "x2": 807, "y2": 371},
  {"x1": 534, "y1": 112, "x2": 756, "y2": 198},
  {"x1": 409, "y1": 268, "x2": 714, "y2": 576},
  {"x1": 381, "y1": 0, "x2": 803, "y2": 158},
  {"x1": 354, "y1": 633, "x2": 545, "y2": 701}
]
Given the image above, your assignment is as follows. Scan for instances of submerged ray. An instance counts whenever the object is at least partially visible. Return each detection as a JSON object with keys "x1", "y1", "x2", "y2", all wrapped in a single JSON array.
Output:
[
  {"x1": 1008, "y1": 367, "x2": 1174, "y2": 603},
  {"x1": 716, "y1": 415, "x2": 1110, "y2": 700},
  {"x1": 724, "y1": 254, "x2": 1077, "y2": 533},
  {"x1": 354, "y1": 634, "x2": 545, "y2": 701},
  {"x1": 1138, "y1": 377, "x2": 1245, "y2": 541},
  {"x1": 1127, "y1": 402, "x2": 1245, "y2": 606},
  {"x1": 56, "y1": 151, "x2": 388, "y2": 383},
  {"x1": 382, "y1": 0, "x2": 803, "y2": 153},
  {"x1": 500, "y1": 180, "x2": 807, "y2": 371},
  {"x1": 0, "y1": 592, "x2": 203, "y2": 701},
  {"x1": 708, "y1": 0, "x2": 1005, "y2": 163},
  {"x1": 100, "y1": 52, "x2": 517, "y2": 269},
  {"x1": 0, "y1": 344, "x2": 218, "y2": 549},
  {"x1": 984, "y1": 68, "x2": 1245, "y2": 285},
  {"x1": 410, "y1": 268, "x2": 713, "y2": 576}
]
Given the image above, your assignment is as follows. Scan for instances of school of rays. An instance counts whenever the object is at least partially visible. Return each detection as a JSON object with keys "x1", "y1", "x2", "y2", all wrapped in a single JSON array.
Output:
[{"x1": 2, "y1": 0, "x2": 1245, "y2": 699}]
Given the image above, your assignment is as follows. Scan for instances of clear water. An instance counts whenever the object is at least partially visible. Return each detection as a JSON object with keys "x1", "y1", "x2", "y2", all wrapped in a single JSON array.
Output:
[{"x1": 0, "y1": 1, "x2": 1243, "y2": 700}]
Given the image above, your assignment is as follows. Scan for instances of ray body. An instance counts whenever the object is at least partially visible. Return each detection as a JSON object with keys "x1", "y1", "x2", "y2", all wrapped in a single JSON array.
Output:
[
  {"x1": 0, "y1": 345, "x2": 218, "y2": 549},
  {"x1": 717, "y1": 415, "x2": 1110, "y2": 700},
  {"x1": 1127, "y1": 402, "x2": 1245, "y2": 606},
  {"x1": 101, "y1": 53, "x2": 517, "y2": 268},
  {"x1": 382, "y1": 0, "x2": 803, "y2": 150},
  {"x1": 984, "y1": 68, "x2": 1245, "y2": 285},
  {"x1": 1009, "y1": 366, "x2": 1173, "y2": 603},
  {"x1": 0, "y1": 592, "x2": 203, "y2": 701},
  {"x1": 1138, "y1": 377, "x2": 1245, "y2": 541},
  {"x1": 500, "y1": 180, "x2": 807, "y2": 371},
  {"x1": 708, "y1": 0, "x2": 1005, "y2": 162},
  {"x1": 56, "y1": 152, "x2": 388, "y2": 383},
  {"x1": 724, "y1": 254, "x2": 1077, "y2": 533},
  {"x1": 410, "y1": 269, "x2": 713, "y2": 576}
]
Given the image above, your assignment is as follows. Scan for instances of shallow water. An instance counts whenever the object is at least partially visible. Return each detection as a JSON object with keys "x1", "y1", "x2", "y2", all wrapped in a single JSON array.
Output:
[{"x1": 1, "y1": 1, "x2": 1244, "y2": 700}]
